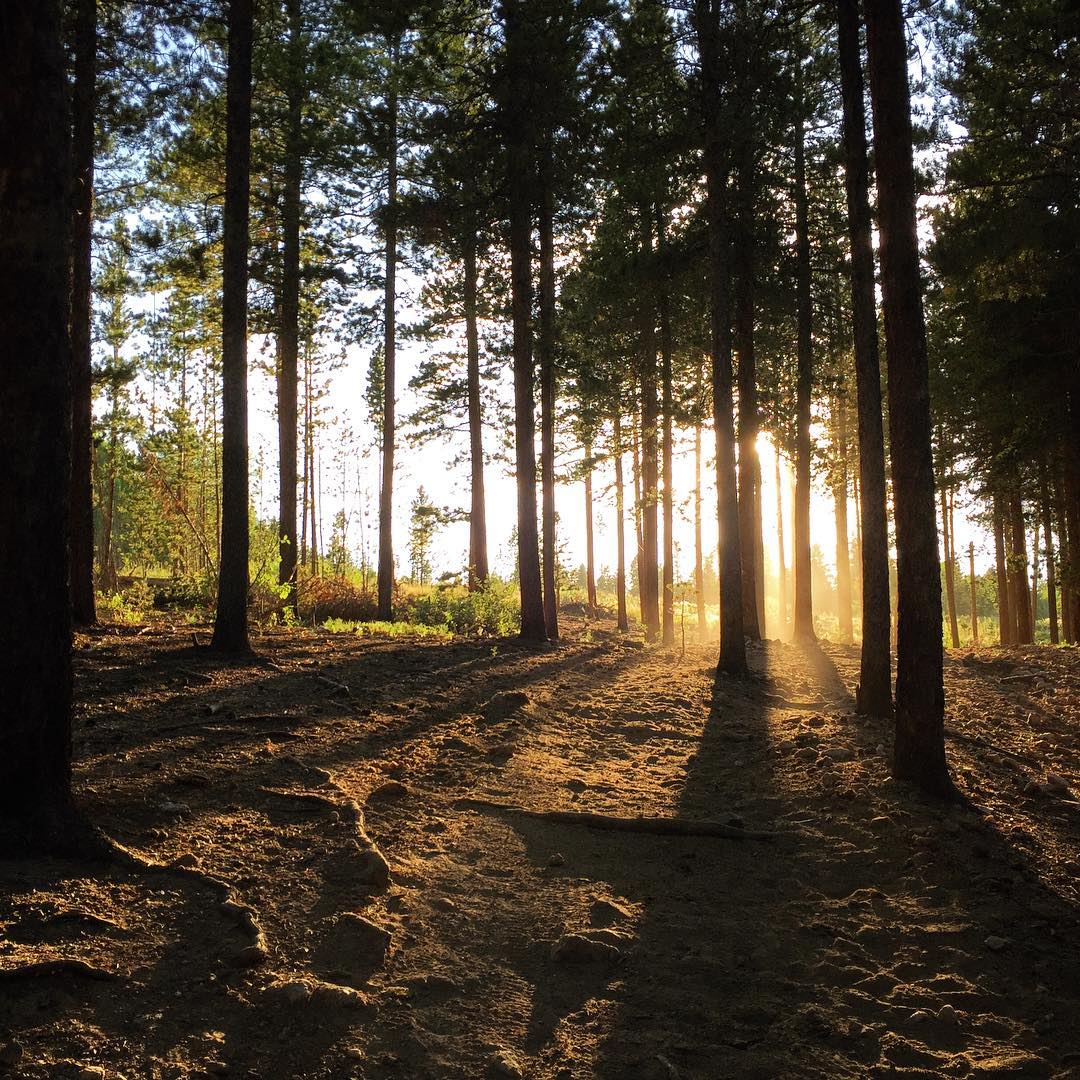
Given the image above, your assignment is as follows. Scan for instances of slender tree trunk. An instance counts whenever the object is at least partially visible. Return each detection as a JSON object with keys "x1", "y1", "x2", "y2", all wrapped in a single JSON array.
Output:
[
  {"x1": 734, "y1": 140, "x2": 762, "y2": 641},
  {"x1": 838, "y1": 0, "x2": 891, "y2": 713},
  {"x1": 211, "y1": 0, "x2": 253, "y2": 655},
  {"x1": 940, "y1": 476, "x2": 960, "y2": 648},
  {"x1": 464, "y1": 232, "x2": 489, "y2": 589},
  {"x1": 993, "y1": 492, "x2": 1012, "y2": 645},
  {"x1": 613, "y1": 413, "x2": 629, "y2": 632},
  {"x1": 502, "y1": 2, "x2": 545, "y2": 642},
  {"x1": 538, "y1": 152, "x2": 559, "y2": 640},
  {"x1": 632, "y1": 418, "x2": 645, "y2": 624},
  {"x1": 1031, "y1": 530, "x2": 1040, "y2": 640},
  {"x1": 776, "y1": 450, "x2": 788, "y2": 636},
  {"x1": 584, "y1": 440, "x2": 598, "y2": 611},
  {"x1": 0, "y1": 0, "x2": 86, "y2": 849},
  {"x1": 1009, "y1": 492, "x2": 1032, "y2": 644},
  {"x1": 99, "y1": 381, "x2": 121, "y2": 592},
  {"x1": 658, "y1": 213, "x2": 676, "y2": 646},
  {"x1": 1065, "y1": 405, "x2": 1080, "y2": 641},
  {"x1": 639, "y1": 216, "x2": 661, "y2": 643},
  {"x1": 377, "y1": 34, "x2": 399, "y2": 622},
  {"x1": 277, "y1": 0, "x2": 302, "y2": 616},
  {"x1": 1053, "y1": 461, "x2": 1072, "y2": 643},
  {"x1": 694, "y1": 0, "x2": 747, "y2": 675},
  {"x1": 792, "y1": 57, "x2": 815, "y2": 644},
  {"x1": 834, "y1": 409, "x2": 854, "y2": 643},
  {"x1": 69, "y1": 0, "x2": 97, "y2": 627},
  {"x1": 695, "y1": 419, "x2": 707, "y2": 638},
  {"x1": 968, "y1": 542, "x2": 979, "y2": 646},
  {"x1": 1040, "y1": 467, "x2": 1059, "y2": 644},
  {"x1": 865, "y1": 0, "x2": 953, "y2": 796}
]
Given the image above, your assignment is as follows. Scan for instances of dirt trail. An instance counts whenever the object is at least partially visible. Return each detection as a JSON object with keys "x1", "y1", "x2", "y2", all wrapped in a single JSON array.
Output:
[{"x1": 1, "y1": 621, "x2": 1078, "y2": 1078}]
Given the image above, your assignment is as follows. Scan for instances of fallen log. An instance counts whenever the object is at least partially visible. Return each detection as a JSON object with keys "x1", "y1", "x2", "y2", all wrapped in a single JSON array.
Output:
[{"x1": 452, "y1": 797, "x2": 774, "y2": 840}]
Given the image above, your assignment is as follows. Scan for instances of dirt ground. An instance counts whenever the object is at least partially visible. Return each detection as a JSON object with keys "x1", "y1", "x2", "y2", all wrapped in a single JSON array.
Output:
[{"x1": 1, "y1": 617, "x2": 1078, "y2": 1079}]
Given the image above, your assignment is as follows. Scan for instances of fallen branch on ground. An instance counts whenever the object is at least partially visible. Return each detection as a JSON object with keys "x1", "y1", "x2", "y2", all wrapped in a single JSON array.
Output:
[
  {"x1": 761, "y1": 693, "x2": 843, "y2": 710},
  {"x1": 944, "y1": 727, "x2": 1038, "y2": 766},
  {"x1": 453, "y1": 797, "x2": 774, "y2": 839}
]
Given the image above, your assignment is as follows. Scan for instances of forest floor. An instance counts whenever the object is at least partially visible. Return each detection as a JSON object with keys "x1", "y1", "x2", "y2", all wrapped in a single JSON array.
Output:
[{"x1": 1, "y1": 617, "x2": 1079, "y2": 1079}]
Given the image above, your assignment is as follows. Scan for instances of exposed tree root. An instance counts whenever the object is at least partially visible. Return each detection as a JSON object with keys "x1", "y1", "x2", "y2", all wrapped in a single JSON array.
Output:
[
  {"x1": 0, "y1": 959, "x2": 122, "y2": 981},
  {"x1": 453, "y1": 798, "x2": 775, "y2": 839}
]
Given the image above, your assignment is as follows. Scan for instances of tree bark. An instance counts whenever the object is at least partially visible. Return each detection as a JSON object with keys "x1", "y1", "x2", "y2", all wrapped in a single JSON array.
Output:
[
  {"x1": 1008, "y1": 492, "x2": 1032, "y2": 644},
  {"x1": 538, "y1": 152, "x2": 559, "y2": 640},
  {"x1": 792, "y1": 57, "x2": 815, "y2": 644},
  {"x1": 502, "y1": 1, "x2": 546, "y2": 642},
  {"x1": 968, "y1": 542, "x2": 979, "y2": 646},
  {"x1": 658, "y1": 212, "x2": 676, "y2": 646},
  {"x1": 695, "y1": 418, "x2": 707, "y2": 638},
  {"x1": 775, "y1": 450, "x2": 788, "y2": 636},
  {"x1": 613, "y1": 414, "x2": 629, "y2": 632},
  {"x1": 865, "y1": 0, "x2": 953, "y2": 796},
  {"x1": 584, "y1": 440, "x2": 597, "y2": 611},
  {"x1": 211, "y1": 0, "x2": 254, "y2": 655},
  {"x1": 834, "y1": 404, "x2": 854, "y2": 644},
  {"x1": 1053, "y1": 460, "x2": 1073, "y2": 643},
  {"x1": 0, "y1": 0, "x2": 86, "y2": 850},
  {"x1": 694, "y1": 0, "x2": 747, "y2": 675},
  {"x1": 993, "y1": 491, "x2": 1012, "y2": 645},
  {"x1": 69, "y1": 0, "x2": 97, "y2": 627},
  {"x1": 734, "y1": 140, "x2": 762, "y2": 641},
  {"x1": 1040, "y1": 468, "x2": 1058, "y2": 644},
  {"x1": 277, "y1": 0, "x2": 302, "y2": 617},
  {"x1": 639, "y1": 215, "x2": 661, "y2": 643},
  {"x1": 838, "y1": 0, "x2": 891, "y2": 713},
  {"x1": 464, "y1": 232, "x2": 489, "y2": 589},
  {"x1": 940, "y1": 474, "x2": 960, "y2": 648},
  {"x1": 377, "y1": 33, "x2": 400, "y2": 622}
]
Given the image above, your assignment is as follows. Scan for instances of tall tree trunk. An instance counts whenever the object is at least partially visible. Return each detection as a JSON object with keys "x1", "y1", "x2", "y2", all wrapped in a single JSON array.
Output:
[
  {"x1": 613, "y1": 414, "x2": 629, "y2": 632},
  {"x1": 377, "y1": 34, "x2": 399, "y2": 622},
  {"x1": 464, "y1": 232, "x2": 489, "y2": 589},
  {"x1": 993, "y1": 492, "x2": 1012, "y2": 645},
  {"x1": 502, "y1": 1, "x2": 545, "y2": 642},
  {"x1": 639, "y1": 216, "x2": 661, "y2": 643},
  {"x1": 694, "y1": 0, "x2": 747, "y2": 675},
  {"x1": 1053, "y1": 461, "x2": 1072, "y2": 643},
  {"x1": 776, "y1": 450, "x2": 788, "y2": 635},
  {"x1": 838, "y1": 0, "x2": 891, "y2": 713},
  {"x1": 834, "y1": 407, "x2": 854, "y2": 644},
  {"x1": 658, "y1": 212, "x2": 676, "y2": 646},
  {"x1": 0, "y1": 0, "x2": 85, "y2": 849},
  {"x1": 584, "y1": 440, "x2": 597, "y2": 611},
  {"x1": 865, "y1": 0, "x2": 953, "y2": 796},
  {"x1": 99, "y1": 381, "x2": 121, "y2": 593},
  {"x1": 734, "y1": 139, "x2": 762, "y2": 641},
  {"x1": 1040, "y1": 467, "x2": 1059, "y2": 644},
  {"x1": 277, "y1": 0, "x2": 302, "y2": 616},
  {"x1": 792, "y1": 57, "x2": 815, "y2": 644},
  {"x1": 211, "y1": 0, "x2": 254, "y2": 655},
  {"x1": 968, "y1": 542, "x2": 979, "y2": 646},
  {"x1": 940, "y1": 475, "x2": 960, "y2": 648},
  {"x1": 632, "y1": 418, "x2": 645, "y2": 624},
  {"x1": 695, "y1": 419, "x2": 707, "y2": 637},
  {"x1": 69, "y1": 0, "x2": 97, "y2": 627},
  {"x1": 1009, "y1": 492, "x2": 1032, "y2": 644},
  {"x1": 538, "y1": 153, "x2": 559, "y2": 640}
]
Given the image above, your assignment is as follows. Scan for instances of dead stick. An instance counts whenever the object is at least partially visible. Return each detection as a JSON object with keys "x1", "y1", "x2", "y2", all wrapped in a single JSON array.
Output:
[{"x1": 453, "y1": 797, "x2": 774, "y2": 840}]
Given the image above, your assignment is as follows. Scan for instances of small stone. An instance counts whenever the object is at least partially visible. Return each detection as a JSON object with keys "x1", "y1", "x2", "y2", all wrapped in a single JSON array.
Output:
[
  {"x1": 937, "y1": 1004, "x2": 958, "y2": 1024},
  {"x1": 910, "y1": 1009, "x2": 932, "y2": 1023},
  {"x1": 170, "y1": 852, "x2": 200, "y2": 869},
  {"x1": 432, "y1": 896, "x2": 456, "y2": 911},
  {"x1": 233, "y1": 944, "x2": 269, "y2": 967},
  {"x1": 869, "y1": 815, "x2": 892, "y2": 831},
  {"x1": 548, "y1": 852, "x2": 565, "y2": 867},
  {"x1": 1041, "y1": 774, "x2": 1070, "y2": 796},
  {"x1": 279, "y1": 981, "x2": 313, "y2": 1004},
  {"x1": 795, "y1": 746, "x2": 818, "y2": 762},
  {"x1": 590, "y1": 898, "x2": 632, "y2": 927},
  {"x1": 204, "y1": 1062, "x2": 229, "y2": 1076},
  {"x1": 984, "y1": 935, "x2": 1009, "y2": 952},
  {"x1": 368, "y1": 780, "x2": 408, "y2": 800},
  {"x1": 355, "y1": 845, "x2": 391, "y2": 894},
  {"x1": 1024, "y1": 780, "x2": 1041, "y2": 795},
  {"x1": 489, "y1": 1051, "x2": 523, "y2": 1078},
  {"x1": 483, "y1": 691, "x2": 530, "y2": 722},
  {"x1": 78, "y1": 1069, "x2": 106, "y2": 1080},
  {"x1": 824, "y1": 747, "x2": 855, "y2": 762},
  {"x1": 551, "y1": 932, "x2": 622, "y2": 963}
]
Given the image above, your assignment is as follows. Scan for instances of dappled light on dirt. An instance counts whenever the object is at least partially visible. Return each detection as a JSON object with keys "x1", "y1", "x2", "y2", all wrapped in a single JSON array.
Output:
[{"x1": 1, "y1": 619, "x2": 1077, "y2": 1077}]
